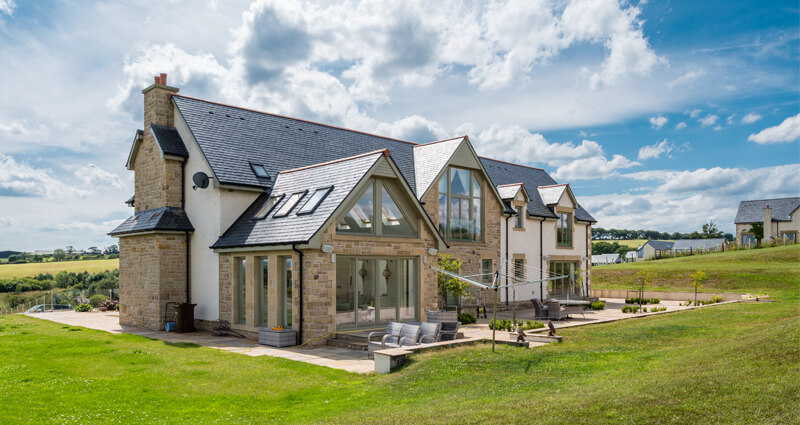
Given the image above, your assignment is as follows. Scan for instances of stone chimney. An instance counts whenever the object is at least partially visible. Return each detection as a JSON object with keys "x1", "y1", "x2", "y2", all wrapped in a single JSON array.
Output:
[
  {"x1": 763, "y1": 204, "x2": 773, "y2": 243},
  {"x1": 134, "y1": 73, "x2": 182, "y2": 212}
]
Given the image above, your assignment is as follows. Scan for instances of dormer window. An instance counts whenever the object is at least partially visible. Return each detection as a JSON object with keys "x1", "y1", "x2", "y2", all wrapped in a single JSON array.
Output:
[
  {"x1": 557, "y1": 212, "x2": 572, "y2": 247},
  {"x1": 250, "y1": 163, "x2": 270, "y2": 179}
]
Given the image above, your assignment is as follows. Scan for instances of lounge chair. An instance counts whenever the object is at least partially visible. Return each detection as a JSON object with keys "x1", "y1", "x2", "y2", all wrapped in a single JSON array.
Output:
[
  {"x1": 531, "y1": 299, "x2": 549, "y2": 319},
  {"x1": 547, "y1": 300, "x2": 567, "y2": 320},
  {"x1": 368, "y1": 323, "x2": 421, "y2": 354},
  {"x1": 367, "y1": 321, "x2": 403, "y2": 345},
  {"x1": 438, "y1": 321, "x2": 460, "y2": 341}
]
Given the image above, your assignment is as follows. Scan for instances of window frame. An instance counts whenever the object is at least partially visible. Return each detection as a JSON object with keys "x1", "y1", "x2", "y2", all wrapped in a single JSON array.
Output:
[
  {"x1": 249, "y1": 163, "x2": 270, "y2": 179},
  {"x1": 234, "y1": 257, "x2": 246, "y2": 325},
  {"x1": 437, "y1": 167, "x2": 483, "y2": 242},
  {"x1": 297, "y1": 186, "x2": 333, "y2": 216},
  {"x1": 336, "y1": 179, "x2": 418, "y2": 237},
  {"x1": 255, "y1": 194, "x2": 283, "y2": 220},
  {"x1": 557, "y1": 212, "x2": 573, "y2": 247},
  {"x1": 273, "y1": 190, "x2": 308, "y2": 218},
  {"x1": 514, "y1": 205, "x2": 525, "y2": 229}
]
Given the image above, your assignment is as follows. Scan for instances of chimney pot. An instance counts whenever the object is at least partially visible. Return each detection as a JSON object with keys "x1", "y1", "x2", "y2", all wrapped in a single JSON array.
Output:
[
  {"x1": 154, "y1": 76, "x2": 160, "y2": 84},
  {"x1": 160, "y1": 73, "x2": 167, "y2": 86}
]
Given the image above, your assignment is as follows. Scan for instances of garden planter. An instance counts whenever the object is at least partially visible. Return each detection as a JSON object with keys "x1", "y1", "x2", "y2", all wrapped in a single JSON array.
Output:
[{"x1": 258, "y1": 328, "x2": 297, "y2": 347}]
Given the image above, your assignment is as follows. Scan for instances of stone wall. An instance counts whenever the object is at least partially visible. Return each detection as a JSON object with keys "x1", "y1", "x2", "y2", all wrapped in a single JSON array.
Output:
[{"x1": 119, "y1": 233, "x2": 187, "y2": 330}]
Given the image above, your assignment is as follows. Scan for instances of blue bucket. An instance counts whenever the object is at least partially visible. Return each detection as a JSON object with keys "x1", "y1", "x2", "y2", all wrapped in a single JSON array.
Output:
[{"x1": 165, "y1": 321, "x2": 176, "y2": 332}]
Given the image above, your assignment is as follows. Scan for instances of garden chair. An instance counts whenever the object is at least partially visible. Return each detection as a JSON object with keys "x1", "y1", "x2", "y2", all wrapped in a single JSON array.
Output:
[
  {"x1": 547, "y1": 300, "x2": 567, "y2": 320},
  {"x1": 418, "y1": 322, "x2": 441, "y2": 344},
  {"x1": 531, "y1": 299, "x2": 549, "y2": 319},
  {"x1": 438, "y1": 322, "x2": 460, "y2": 341},
  {"x1": 368, "y1": 323, "x2": 421, "y2": 355}
]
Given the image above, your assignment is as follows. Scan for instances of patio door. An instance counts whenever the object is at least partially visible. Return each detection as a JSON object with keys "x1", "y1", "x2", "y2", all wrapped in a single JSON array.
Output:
[
  {"x1": 335, "y1": 256, "x2": 417, "y2": 329},
  {"x1": 549, "y1": 262, "x2": 579, "y2": 298}
]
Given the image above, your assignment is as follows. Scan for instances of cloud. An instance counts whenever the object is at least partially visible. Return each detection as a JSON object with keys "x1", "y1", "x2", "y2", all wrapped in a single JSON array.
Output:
[
  {"x1": 667, "y1": 69, "x2": 705, "y2": 88},
  {"x1": 688, "y1": 109, "x2": 702, "y2": 119},
  {"x1": 726, "y1": 114, "x2": 736, "y2": 125},
  {"x1": 74, "y1": 164, "x2": 126, "y2": 191},
  {"x1": 0, "y1": 216, "x2": 15, "y2": 228},
  {"x1": 747, "y1": 114, "x2": 800, "y2": 144},
  {"x1": 373, "y1": 115, "x2": 449, "y2": 143},
  {"x1": 37, "y1": 219, "x2": 125, "y2": 234},
  {"x1": 638, "y1": 138, "x2": 673, "y2": 160},
  {"x1": 649, "y1": 115, "x2": 668, "y2": 129},
  {"x1": 675, "y1": 122, "x2": 687, "y2": 130},
  {"x1": 472, "y1": 124, "x2": 606, "y2": 166},
  {"x1": 741, "y1": 112, "x2": 763, "y2": 124},
  {"x1": 0, "y1": 0, "x2": 15, "y2": 16},
  {"x1": 698, "y1": 114, "x2": 718, "y2": 127},
  {"x1": 552, "y1": 154, "x2": 639, "y2": 180},
  {"x1": 0, "y1": 154, "x2": 90, "y2": 198}
]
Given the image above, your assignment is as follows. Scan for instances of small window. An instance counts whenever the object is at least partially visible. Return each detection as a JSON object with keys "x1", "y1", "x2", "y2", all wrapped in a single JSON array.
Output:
[
  {"x1": 274, "y1": 192, "x2": 306, "y2": 218},
  {"x1": 297, "y1": 186, "x2": 333, "y2": 215},
  {"x1": 250, "y1": 163, "x2": 270, "y2": 179},
  {"x1": 255, "y1": 195, "x2": 283, "y2": 219},
  {"x1": 515, "y1": 206, "x2": 524, "y2": 228}
]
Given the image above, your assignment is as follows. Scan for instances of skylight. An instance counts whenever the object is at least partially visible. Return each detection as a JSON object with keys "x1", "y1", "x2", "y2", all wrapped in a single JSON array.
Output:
[
  {"x1": 297, "y1": 186, "x2": 333, "y2": 215},
  {"x1": 250, "y1": 163, "x2": 270, "y2": 179},
  {"x1": 273, "y1": 192, "x2": 306, "y2": 218},
  {"x1": 255, "y1": 195, "x2": 282, "y2": 219}
]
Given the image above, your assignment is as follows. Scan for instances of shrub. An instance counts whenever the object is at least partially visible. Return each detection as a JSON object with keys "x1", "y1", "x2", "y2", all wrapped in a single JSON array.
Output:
[
  {"x1": 621, "y1": 305, "x2": 641, "y2": 313},
  {"x1": 89, "y1": 294, "x2": 108, "y2": 307},
  {"x1": 709, "y1": 295, "x2": 724, "y2": 303},
  {"x1": 590, "y1": 301, "x2": 606, "y2": 310},
  {"x1": 649, "y1": 306, "x2": 667, "y2": 312},
  {"x1": 522, "y1": 320, "x2": 544, "y2": 330},
  {"x1": 97, "y1": 299, "x2": 118, "y2": 312},
  {"x1": 624, "y1": 297, "x2": 660, "y2": 305},
  {"x1": 74, "y1": 303, "x2": 92, "y2": 312},
  {"x1": 458, "y1": 312, "x2": 477, "y2": 325}
]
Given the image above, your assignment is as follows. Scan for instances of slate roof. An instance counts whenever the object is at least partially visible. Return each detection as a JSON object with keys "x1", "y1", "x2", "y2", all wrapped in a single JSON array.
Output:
[
  {"x1": 212, "y1": 151, "x2": 385, "y2": 249},
  {"x1": 593, "y1": 253, "x2": 620, "y2": 264},
  {"x1": 672, "y1": 238, "x2": 726, "y2": 251},
  {"x1": 172, "y1": 95, "x2": 418, "y2": 190},
  {"x1": 641, "y1": 240, "x2": 674, "y2": 251},
  {"x1": 537, "y1": 184, "x2": 567, "y2": 205},
  {"x1": 734, "y1": 197, "x2": 800, "y2": 223},
  {"x1": 108, "y1": 207, "x2": 194, "y2": 236},
  {"x1": 481, "y1": 158, "x2": 596, "y2": 222},
  {"x1": 412, "y1": 137, "x2": 465, "y2": 196},
  {"x1": 150, "y1": 124, "x2": 189, "y2": 158},
  {"x1": 497, "y1": 183, "x2": 524, "y2": 200}
]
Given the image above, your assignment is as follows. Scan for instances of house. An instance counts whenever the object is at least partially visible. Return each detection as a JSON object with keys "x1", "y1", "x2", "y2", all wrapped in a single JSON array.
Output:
[
  {"x1": 734, "y1": 197, "x2": 800, "y2": 245},
  {"x1": 624, "y1": 251, "x2": 638, "y2": 262},
  {"x1": 493, "y1": 179, "x2": 595, "y2": 304},
  {"x1": 109, "y1": 74, "x2": 594, "y2": 345},
  {"x1": 638, "y1": 240, "x2": 674, "y2": 260},
  {"x1": 671, "y1": 238, "x2": 726, "y2": 253},
  {"x1": 592, "y1": 253, "x2": 620, "y2": 266}
]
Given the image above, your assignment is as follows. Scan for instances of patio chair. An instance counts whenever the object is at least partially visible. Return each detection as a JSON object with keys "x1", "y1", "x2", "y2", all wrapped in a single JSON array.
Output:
[
  {"x1": 368, "y1": 323, "x2": 421, "y2": 355},
  {"x1": 418, "y1": 322, "x2": 441, "y2": 343},
  {"x1": 531, "y1": 299, "x2": 549, "y2": 319},
  {"x1": 547, "y1": 300, "x2": 567, "y2": 321},
  {"x1": 367, "y1": 321, "x2": 403, "y2": 344},
  {"x1": 438, "y1": 321, "x2": 460, "y2": 341}
]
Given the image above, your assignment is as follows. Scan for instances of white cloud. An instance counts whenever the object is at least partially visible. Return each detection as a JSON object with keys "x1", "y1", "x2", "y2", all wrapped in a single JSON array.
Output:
[
  {"x1": 698, "y1": 114, "x2": 718, "y2": 127},
  {"x1": 74, "y1": 164, "x2": 127, "y2": 191},
  {"x1": 0, "y1": 216, "x2": 15, "y2": 228},
  {"x1": 37, "y1": 219, "x2": 125, "y2": 234},
  {"x1": 0, "y1": 154, "x2": 90, "y2": 199},
  {"x1": 726, "y1": 114, "x2": 736, "y2": 125},
  {"x1": 552, "y1": 155, "x2": 639, "y2": 180},
  {"x1": 741, "y1": 112, "x2": 763, "y2": 124},
  {"x1": 688, "y1": 109, "x2": 702, "y2": 119},
  {"x1": 472, "y1": 124, "x2": 604, "y2": 166},
  {"x1": 638, "y1": 138, "x2": 673, "y2": 160},
  {"x1": 0, "y1": 0, "x2": 15, "y2": 16},
  {"x1": 675, "y1": 122, "x2": 687, "y2": 130},
  {"x1": 649, "y1": 115, "x2": 668, "y2": 129},
  {"x1": 667, "y1": 69, "x2": 705, "y2": 88},
  {"x1": 373, "y1": 115, "x2": 449, "y2": 143},
  {"x1": 747, "y1": 113, "x2": 800, "y2": 144}
]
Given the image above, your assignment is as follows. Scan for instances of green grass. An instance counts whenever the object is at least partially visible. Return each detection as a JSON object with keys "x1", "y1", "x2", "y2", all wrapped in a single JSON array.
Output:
[
  {"x1": 0, "y1": 258, "x2": 119, "y2": 279},
  {"x1": 0, "y1": 246, "x2": 797, "y2": 424},
  {"x1": 593, "y1": 239, "x2": 661, "y2": 249}
]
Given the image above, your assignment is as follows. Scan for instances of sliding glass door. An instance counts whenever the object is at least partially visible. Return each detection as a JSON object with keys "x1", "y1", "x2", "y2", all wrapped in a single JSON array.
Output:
[
  {"x1": 335, "y1": 257, "x2": 417, "y2": 329},
  {"x1": 549, "y1": 262, "x2": 579, "y2": 298}
]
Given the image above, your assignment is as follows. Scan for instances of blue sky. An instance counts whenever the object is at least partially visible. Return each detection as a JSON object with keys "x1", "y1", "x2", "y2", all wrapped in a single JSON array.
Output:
[{"x1": 0, "y1": 0, "x2": 798, "y2": 251}]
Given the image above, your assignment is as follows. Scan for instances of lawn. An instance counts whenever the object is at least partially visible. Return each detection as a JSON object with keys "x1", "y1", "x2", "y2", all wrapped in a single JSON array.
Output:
[
  {"x1": 0, "y1": 258, "x2": 119, "y2": 279},
  {"x1": 0, "y1": 246, "x2": 797, "y2": 424}
]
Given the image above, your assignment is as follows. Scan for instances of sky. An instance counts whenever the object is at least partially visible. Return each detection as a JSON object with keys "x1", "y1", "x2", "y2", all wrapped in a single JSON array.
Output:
[{"x1": 0, "y1": 0, "x2": 798, "y2": 251}]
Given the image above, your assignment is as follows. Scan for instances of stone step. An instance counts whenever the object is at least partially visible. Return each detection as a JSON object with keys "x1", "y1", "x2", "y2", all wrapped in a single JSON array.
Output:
[
  {"x1": 330, "y1": 332, "x2": 372, "y2": 343},
  {"x1": 326, "y1": 338, "x2": 369, "y2": 351}
]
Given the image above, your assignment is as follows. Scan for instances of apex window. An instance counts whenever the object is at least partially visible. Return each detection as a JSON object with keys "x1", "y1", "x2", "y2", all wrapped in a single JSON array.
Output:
[
  {"x1": 557, "y1": 212, "x2": 572, "y2": 247},
  {"x1": 437, "y1": 167, "x2": 483, "y2": 242}
]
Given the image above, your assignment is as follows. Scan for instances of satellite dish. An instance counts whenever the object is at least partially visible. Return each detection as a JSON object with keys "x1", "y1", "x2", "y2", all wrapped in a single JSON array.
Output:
[{"x1": 192, "y1": 172, "x2": 210, "y2": 189}]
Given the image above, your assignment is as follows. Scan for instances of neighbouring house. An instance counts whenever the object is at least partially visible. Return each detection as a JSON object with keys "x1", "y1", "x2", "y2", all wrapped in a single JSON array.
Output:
[
  {"x1": 638, "y1": 238, "x2": 727, "y2": 260},
  {"x1": 592, "y1": 253, "x2": 620, "y2": 266},
  {"x1": 109, "y1": 74, "x2": 595, "y2": 345},
  {"x1": 638, "y1": 240, "x2": 674, "y2": 260},
  {"x1": 625, "y1": 251, "x2": 638, "y2": 262},
  {"x1": 734, "y1": 197, "x2": 800, "y2": 246}
]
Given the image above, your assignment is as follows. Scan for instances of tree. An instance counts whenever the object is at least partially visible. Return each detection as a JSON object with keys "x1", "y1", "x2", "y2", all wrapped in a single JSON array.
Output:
[
  {"x1": 53, "y1": 249, "x2": 66, "y2": 261},
  {"x1": 66, "y1": 245, "x2": 75, "y2": 255},
  {"x1": 436, "y1": 253, "x2": 467, "y2": 311},
  {"x1": 636, "y1": 270, "x2": 656, "y2": 313},
  {"x1": 690, "y1": 270, "x2": 707, "y2": 305},
  {"x1": 54, "y1": 271, "x2": 72, "y2": 288},
  {"x1": 701, "y1": 220, "x2": 723, "y2": 238},
  {"x1": 749, "y1": 223, "x2": 764, "y2": 246},
  {"x1": 105, "y1": 244, "x2": 119, "y2": 255}
]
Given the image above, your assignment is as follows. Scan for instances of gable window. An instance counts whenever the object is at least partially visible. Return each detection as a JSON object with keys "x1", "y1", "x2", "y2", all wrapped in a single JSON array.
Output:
[
  {"x1": 297, "y1": 186, "x2": 333, "y2": 215},
  {"x1": 557, "y1": 212, "x2": 572, "y2": 247},
  {"x1": 255, "y1": 195, "x2": 282, "y2": 219},
  {"x1": 337, "y1": 180, "x2": 416, "y2": 237},
  {"x1": 437, "y1": 167, "x2": 482, "y2": 242},
  {"x1": 273, "y1": 191, "x2": 306, "y2": 218},
  {"x1": 515, "y1": 206, "x2": 524, "y2": 228}
]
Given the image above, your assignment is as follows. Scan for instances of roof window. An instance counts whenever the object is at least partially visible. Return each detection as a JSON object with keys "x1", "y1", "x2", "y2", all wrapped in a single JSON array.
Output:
[
  {"x1": 297, "y1": 186, "x2": 333, "y2": 215},
  {"x1": 250, "y1": 163, "x2": 270, "y2": 179},
  {"x1": 274, "y1": 191, "x2": 306, "y2": 218},
  {"x1": 255, "y1": 195, "x2": 283, "y2": 219}
]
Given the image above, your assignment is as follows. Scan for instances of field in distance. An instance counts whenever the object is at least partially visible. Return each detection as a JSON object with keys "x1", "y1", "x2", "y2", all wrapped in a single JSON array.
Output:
[{"x1": 0, "y1": 258, "x2": 119, "y2": 279}]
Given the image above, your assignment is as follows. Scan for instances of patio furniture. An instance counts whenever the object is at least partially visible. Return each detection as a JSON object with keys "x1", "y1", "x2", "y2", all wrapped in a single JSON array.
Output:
[
  {"x1": 367, "y1": 321, "x2": 403, "y2": 345},
  {"x1": 563, "y1": 305, "x2": 586, "y2": 319},
  {"x1": 547, "y1": 300, "x2": 568, "y2": 320},
  {"x1": 402, "y1": 321, "x2": 443, "y2": 344},
  {"x1": 438, "y1": 321, "x2": 460, "y2": 341},
  {"x1": 531, "y1": 299, "x2": 549, "y2": 319},
  {"x1": 368, "y1": 323, "x2": 421, "y2": 355}
]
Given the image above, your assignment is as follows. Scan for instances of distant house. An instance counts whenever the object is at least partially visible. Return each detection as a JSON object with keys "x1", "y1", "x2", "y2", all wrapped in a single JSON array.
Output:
[
  {"x1": 672, "y1": 238, "x2": 726, "y2": 253},
  {"x1": 625, "y1": 251, "x2": 638, "y2": 262},
  {"x1": 638, "y1": 240, "x2": 674, "y2": 260},
  {"x1": 734, "y1": 197, "x2": 800, "y2": 246},
  {"x1": 592, "y1": 253, "x2": 620, "y2": 266}
]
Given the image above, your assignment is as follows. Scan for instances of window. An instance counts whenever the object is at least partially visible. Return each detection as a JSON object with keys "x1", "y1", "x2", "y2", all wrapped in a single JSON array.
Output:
[
  {"x1": 780, "y1": 232, "x2": 797, "y2": 243},
  {"x1": 281, "y1": 256, "x2": 292, "y2": 328},
  {"x1": 255, "y1": 195, "x2": 282, "y2": 219},
  {"x1": 513, "y1": 259, "x2": 525, "y2": 281},
  {"x1": 273, "y1": 191, "x2": 306, "y2": 218},
  {"x1": 258, "y1": 258, "x2": 268, "y2": 326},
  {"x1": 514, "y1": 206, "x2": 524, "y2": 228},
  {"x1": 437, "y1": 167, "x2": 482, "y2": 241},
  {"x1": 557, "y1": 212, "x2": 572, "y2": 247},
  {"x1": 742, "y1": 233, "x2": 755, "y2": 246},
  {"x1": 481, "y1": 259, "x2": 493, "y2": 284},
  {"x1": 250, "y1": 163, "x2": 270, "y2": 179},
  {"x1": 297, "y1": 186, "x2": 333, "y2": 215},
  {"x1": 337, "y1": 180, "x2": 416, "y2": 237},
  {"x1": 234, "y1": 257, "x2": 246, "y2": 325}
]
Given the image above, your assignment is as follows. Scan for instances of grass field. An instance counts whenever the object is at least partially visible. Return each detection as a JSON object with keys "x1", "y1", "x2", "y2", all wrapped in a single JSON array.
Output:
[
  {"x1": 0, "y1": 246, "x2": 797, "y2": 424},
  {"x1": 592, "y1": 239, "x2": 653, "y2": 249},
  {"x1": 0, "y1": 258, "x2": 119, "y2": 279}
]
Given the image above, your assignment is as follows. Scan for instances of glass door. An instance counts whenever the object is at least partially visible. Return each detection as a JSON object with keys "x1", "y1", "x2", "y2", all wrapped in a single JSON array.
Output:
[{"x1": 356, "y1": 259, "x2": 376, "y2": 325}]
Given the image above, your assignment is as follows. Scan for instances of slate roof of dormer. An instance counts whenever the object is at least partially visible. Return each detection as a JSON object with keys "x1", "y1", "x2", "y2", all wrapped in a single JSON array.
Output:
[
  {"x1": 537, "y1": 184, "x2": 568, "y2": 206},
  {"x1": 150, "y1": 124, "x2": 189, "y2": 158},
  {"x1": 734, "y1": 197, "x2": 800, "y2": 224},
  {"x1": 108, "y1": 206, "x2": 194, "y2": 236}
]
